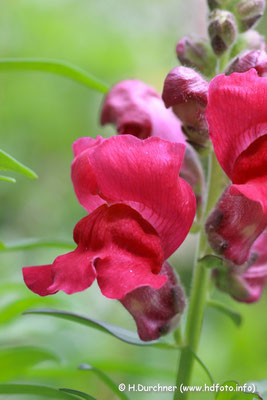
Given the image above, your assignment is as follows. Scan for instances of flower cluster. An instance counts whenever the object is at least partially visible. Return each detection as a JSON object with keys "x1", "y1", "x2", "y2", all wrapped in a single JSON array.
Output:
[{"x1": 23, "y1": 0, "x2": 267, "y2": 341}]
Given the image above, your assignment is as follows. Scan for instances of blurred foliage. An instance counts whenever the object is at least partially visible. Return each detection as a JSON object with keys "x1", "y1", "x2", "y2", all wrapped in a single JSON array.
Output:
[{"x1": 0, "y1": 0, "x2": 267, "y2": 399}]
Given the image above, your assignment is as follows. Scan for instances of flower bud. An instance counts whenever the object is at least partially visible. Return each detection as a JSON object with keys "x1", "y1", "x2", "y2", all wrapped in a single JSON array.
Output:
[
  {"x1": 176, "y1": 35, "x2": 217, "y2": 77},
  {"x1": 162, "y1": 66, "x2": 209, "y2": 149},
  {"x1": 120, "y1": 262, "x2": 186, "y2": 341},
  {"x1": 208, "y1": 10, "x2": 237, "y2": 56},
  {"x1": 235, "y1": 0, "x2": 265, "y2": 31},
  {"x1": 205, "y1": 186, "x2": 267, "y2": 265},
  {"x1": 230, "y1": 30, "x2": 265, "y2": 57},
  {"x1": 225, "y1": 50, "x2": 267, "y2": 76}
]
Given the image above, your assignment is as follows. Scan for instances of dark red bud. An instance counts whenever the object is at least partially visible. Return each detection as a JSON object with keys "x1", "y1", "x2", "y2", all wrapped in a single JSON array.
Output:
[
  {"x1": 120, "y1": 262, "x2": 186, "y2": 341},
  {"x1": 162, "y1": 66, "x2": 209, "y2": 149},
  {"x1": 226, "y1": 50, "x2": 267, "y2": 76}
]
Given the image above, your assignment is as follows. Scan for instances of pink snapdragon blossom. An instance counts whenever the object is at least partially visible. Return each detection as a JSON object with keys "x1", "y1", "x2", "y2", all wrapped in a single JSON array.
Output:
[
  {"x1": 101, "y1": 79, "x2": 204, "y2": 207},
  {"x1": 206, "y1": 69, "x2": 267, "y2": 215},
  {"x1": 23, "y1": 135, "x2": 195, "y2": 301},
  {"x1": 214, "y1": 229, "x2": 267, "y2": 303},
  {"x1": 206, "y1": 186, "x2": 267, "y2": 265},
  {"x1": 100, "y1": 79, "x2": 186, "y2": 143}
]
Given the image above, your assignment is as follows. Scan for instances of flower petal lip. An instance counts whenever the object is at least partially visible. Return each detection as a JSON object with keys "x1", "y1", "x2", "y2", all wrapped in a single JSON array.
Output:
[
  {"x1": 23, "y1": 204, "x2": 167, "y2": 300},
  {"x1": 100, "y1": 79, "x2": 186, "y2": 144},
  {"x1": 71, "y1": 135, "x2": 196, "y2": 259},
  {"x1": 206, "y1": 69, "x2": 267, "y2": 179}
]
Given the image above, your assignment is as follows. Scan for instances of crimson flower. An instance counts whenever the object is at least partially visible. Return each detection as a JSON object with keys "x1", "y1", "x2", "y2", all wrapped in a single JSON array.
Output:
[
  {"x1": 100, "y1": 79, "x2": 186, "y2": 143},
  {"x1": 206, "y1": 186, "x2": 267, "y2": 265},
  {"x1": 101, "y1": 79, "x2": 205, "y2": 209},
  {"x1": 23, "y1": 135, "x2": 195, "y2": 301},
  {"x1": 206, "y1": 69, "x2": 267, "y2": 214}
]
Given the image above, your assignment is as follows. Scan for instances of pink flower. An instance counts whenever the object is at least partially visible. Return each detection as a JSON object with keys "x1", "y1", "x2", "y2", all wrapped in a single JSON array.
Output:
[
  {"x1": 23, "y1": 135, "x2": 195, "y2": 301},
  {"x1": 206, "y1": 69, "x2": 267, "y2": 214},
  {"x1": 214, "y1": 229, "x2": 267, "y2": 303},
  {"x1": 206, "y1": 186, "x2": 267, "y2": 265},
  {"x1": 120, "y1": 262, "x2": 186, "y2": 341},
  {"x1": 100, "y1": 79, "x2": 186, "y2": 143},
  {"x1": 101, "y1": 79, "x2": 205, "y2": 209},
  {"x1": 241, "y1": 230, "x2": 267, "y2": 302}
]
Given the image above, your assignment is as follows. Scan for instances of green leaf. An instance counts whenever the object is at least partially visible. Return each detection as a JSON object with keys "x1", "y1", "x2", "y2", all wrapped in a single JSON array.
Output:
[
  {"x1": 248, "y1": 380, "x2": 267, "y2": 400},
  {"x1": 79, "y1": 364, "x2": 129, "y2": 400},
  {"x1": 0, "y1": 58, "x2": 109, "y2": 93},
  {"x1": 0, "y1": 238, "x2": 75, "y2": 252},
  {"x1": 0, "y1": 297, "x2": 57, "y2": 324},
  {"x1": 198, "y1": 254, "x2": 223, "y2": 269},
  {"x1": 0, "y1": 175, "x2": 16, "y2": 183},
  {"x1": 24, "y1": 308, "x2": 177, "y2": 349},
  {"x1": 0, "y1": 347, "x2": 58, "y2": 382},
  {"x1": 0, "y1": 384, "x2": 81, "y2": 399},
  {"x1": 0, "y1": 149, "x2": 37, "y2": 179},
  {"x1": 187, "y1": 347, "x2": 214, "y2": 385},
  {"x1": 207, "y1": 300, "x2": 242, "y2": 327},
  {"x1": 216, "y1": 381, "x2": 262, "y2": 399},
  {"x1": 60, "y1": 389, "x2": 97, "y2": 400}
]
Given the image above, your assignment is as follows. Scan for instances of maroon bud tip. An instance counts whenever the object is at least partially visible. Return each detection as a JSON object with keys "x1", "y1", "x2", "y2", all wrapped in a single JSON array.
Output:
[
  {"x1": 120, "y1": 262, "x2": 186, "y2": 341},
  {"x1": 226, "y1": 50, "x2": 267, "y2": 76}
]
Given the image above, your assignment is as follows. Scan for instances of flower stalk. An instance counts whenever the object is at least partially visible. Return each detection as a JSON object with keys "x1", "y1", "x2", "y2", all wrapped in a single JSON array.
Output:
[{"x1": 174, "y1": 151, "x2": 223, "y2": 400}]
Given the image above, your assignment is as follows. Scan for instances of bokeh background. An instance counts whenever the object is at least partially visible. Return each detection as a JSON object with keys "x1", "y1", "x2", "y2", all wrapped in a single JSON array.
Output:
[{"x1": 0, "y1": 0, "x2": 267, "y2": 399}]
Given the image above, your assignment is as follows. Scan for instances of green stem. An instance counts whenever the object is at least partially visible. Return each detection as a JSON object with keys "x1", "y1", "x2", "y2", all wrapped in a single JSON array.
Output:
[
  {"x1": 0, "y1": 58, "x2": 109, "y2": 93},
  {"x1": 174, "y1": 152, "x2": 222, "y2": 400}
]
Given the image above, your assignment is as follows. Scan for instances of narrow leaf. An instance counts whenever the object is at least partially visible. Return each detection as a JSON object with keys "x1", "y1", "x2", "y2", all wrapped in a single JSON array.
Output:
[
  {"x1": 24, "y1": 308, "x2": 176, "y2": 349},
  {"x1": 0, "y1": 149, "x2": 37, "y2": 179},
  {"x1": 216, "y1": 381, "x2": 262, "y2": 399},
  {"x1": 0, "y1": 58, "x2": 109, "y2": 93},
  {"x1": 0, "y1": 297, "x2": 57, "y2": 324},
  {"x1": 0, "y1": 347, "x2": 58, "y2": 382},
  {"x1": 0, "y1": 175, "x2": 16, "y2": 183},
  {"x1": 60, "y1": 389, "x2": 97, "y2": 400},
  {"x1": 79, "y1": 364, "x2": 129, "y2": 400},
  {"x1": 188, "y1": 347, "x2": 214, "y2": 385},
  {"x1": 0, "y1": 384, "x2": 80, "y2": 399},
  {"x1": 248, "y1": 380, "x2": 267, "y2": 400},
  {"x1": 0, "y1": 238, "x2": 75, "y2": 252},
  {"x1": 207, "y1": 300, "x2": 242, "y2": 327}
]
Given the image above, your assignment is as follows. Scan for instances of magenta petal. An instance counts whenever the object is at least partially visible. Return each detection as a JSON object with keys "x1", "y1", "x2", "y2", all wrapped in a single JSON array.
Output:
[
  {"x1": 23, "y1": 204, "x2": 167, "y2": 300},
  {"x1": 96, "y1": 257, "x2": 167, "y2": 300},
  {"x1": 206, "y1": 69, "x2": 267, "y2": 178},
  {"x1": 22, "y1": 265, "x2": 54, "y2": 296},
  {"x1": 100, "y1": 79, "x2": 186, "y2": 144},
  {"x1": 23, "y1": 252, "x2": 97, "y2": 296},
  {"x1": 72, "y1": 135, "x2": 196, "y2": 259}
]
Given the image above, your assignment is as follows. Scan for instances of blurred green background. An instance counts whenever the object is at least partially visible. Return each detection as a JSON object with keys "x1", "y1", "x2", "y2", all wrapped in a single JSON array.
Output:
[{"x1": 0, "y1": 0, "x2": 267, "y2": 399}]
